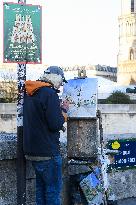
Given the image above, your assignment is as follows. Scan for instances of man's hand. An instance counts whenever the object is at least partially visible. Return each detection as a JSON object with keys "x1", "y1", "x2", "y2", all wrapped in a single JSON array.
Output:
[
  {"x1": 61, "y1": 100, "x2": 70, "y2": 112},
  {"x1": 61, "y1": 100, "x2": 70, "y2": 122},
  {"x1": 62, "y1": 111, "x2": 68, "y2": 122}
]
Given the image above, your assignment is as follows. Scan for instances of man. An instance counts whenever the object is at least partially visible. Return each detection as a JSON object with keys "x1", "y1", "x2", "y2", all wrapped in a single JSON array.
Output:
[{"x1": 23, "y1": 66, "x2": 68, "y2": 205}]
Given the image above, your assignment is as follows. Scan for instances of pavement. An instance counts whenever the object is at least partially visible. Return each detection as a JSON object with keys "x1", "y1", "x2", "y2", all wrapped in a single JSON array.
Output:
[{"x1": 117, "y1": 198, "x2": 136, "y2": 205}]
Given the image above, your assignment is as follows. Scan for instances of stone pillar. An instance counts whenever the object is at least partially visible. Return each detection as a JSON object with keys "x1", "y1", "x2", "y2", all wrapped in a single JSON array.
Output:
[{"x1": 67, "y1": 118, "x2": 98, "y2": 160}]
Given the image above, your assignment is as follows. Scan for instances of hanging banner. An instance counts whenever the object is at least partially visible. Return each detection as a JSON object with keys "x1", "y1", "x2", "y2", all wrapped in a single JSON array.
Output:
[
  {"x1": 3, "y1": 2, "x2": 42, "y2": 64},
  {"x1": 62, "y1": 78, "x2": 98, "y2": 118}
]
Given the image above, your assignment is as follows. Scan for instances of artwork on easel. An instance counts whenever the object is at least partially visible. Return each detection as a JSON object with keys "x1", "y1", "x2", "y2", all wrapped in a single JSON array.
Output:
[{"x1": 62, "y1": 78, "x2": 98, "y2": 118}]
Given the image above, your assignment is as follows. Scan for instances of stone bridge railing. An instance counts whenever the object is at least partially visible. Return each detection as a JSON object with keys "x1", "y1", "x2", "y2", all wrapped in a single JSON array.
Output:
[
  {"x1": 1, "y1": 103, "x2": 136, "y2": 204},
  {"x1": 0, "y1": 132, "x2": 69, "y2": 205}
]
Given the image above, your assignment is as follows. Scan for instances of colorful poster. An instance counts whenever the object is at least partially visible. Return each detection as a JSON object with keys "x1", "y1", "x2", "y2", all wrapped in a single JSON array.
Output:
[
  {"x1": 3, "y1": 2, "x2": 42, "y2": 64},
  {"x1": 62, "y1": 78, "x2": 98, "y2": 118}
]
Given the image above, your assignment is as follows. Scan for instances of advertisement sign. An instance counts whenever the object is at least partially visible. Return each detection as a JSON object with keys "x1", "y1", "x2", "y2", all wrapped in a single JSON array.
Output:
[
  {"x1": 3, "y1": 2, "x2": 42, "y2": 64},
  {"x1": 107, "y1": 139, "x2": 136, "y2": 170},
  {"x1": 62, "y1": 78, "x2": 98, "y2": 118}
]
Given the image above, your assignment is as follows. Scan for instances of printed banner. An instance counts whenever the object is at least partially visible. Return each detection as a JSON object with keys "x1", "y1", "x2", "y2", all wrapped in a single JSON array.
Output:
[
  {"x1": 62, "y1": 78, "x2": 98, "y2": 118},
  {"x1": 3, "y1": 2, "x2": 42, "y2": 64}
]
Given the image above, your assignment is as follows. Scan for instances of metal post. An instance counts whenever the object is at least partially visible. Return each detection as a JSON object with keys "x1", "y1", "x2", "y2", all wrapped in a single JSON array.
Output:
[{"x1": 17, "y1": 0, "x2": 26, "y2": 204}]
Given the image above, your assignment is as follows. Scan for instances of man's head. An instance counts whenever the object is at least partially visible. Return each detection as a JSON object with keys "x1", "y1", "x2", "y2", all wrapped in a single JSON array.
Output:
[{"x1": 39, "y1": 66, "x2": 67, "y2": 89}]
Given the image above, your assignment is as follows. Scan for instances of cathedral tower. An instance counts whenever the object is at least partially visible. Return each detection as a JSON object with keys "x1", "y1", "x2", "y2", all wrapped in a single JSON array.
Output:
[{"x1": 118, "y1": 0, "x2": 136, "y2": 85}]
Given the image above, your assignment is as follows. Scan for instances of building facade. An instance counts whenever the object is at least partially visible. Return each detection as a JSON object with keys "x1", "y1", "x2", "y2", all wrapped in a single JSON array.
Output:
[
  {"x1": 118, "y1": 0, "x2": 136, "y2": 85},
  {"x1": 63, "y1": 65, "x2": 117, "y2": 82}
]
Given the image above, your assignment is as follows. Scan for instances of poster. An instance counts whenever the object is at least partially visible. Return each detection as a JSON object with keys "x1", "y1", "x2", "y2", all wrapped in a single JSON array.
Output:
[
  {"x1": 62, "y1": 78, "x2": 98, "y2": 118},
  {"x1": 107, "y1": 139, "x2": 136, "y2": 170},
  {"x1": 3, "y1": 2, "x2": 42, "y2": 64}
]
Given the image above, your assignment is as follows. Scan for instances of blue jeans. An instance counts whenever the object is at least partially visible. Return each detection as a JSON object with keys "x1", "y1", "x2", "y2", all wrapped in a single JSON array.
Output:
[{"x1": 32, "y1": 156, "x2": 62, "y2": 205}]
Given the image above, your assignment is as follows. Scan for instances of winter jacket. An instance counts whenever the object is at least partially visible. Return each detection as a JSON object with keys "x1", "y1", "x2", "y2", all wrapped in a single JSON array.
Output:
[{"x1": 23, "y1": 80, "x2": 65, "y2": 157}]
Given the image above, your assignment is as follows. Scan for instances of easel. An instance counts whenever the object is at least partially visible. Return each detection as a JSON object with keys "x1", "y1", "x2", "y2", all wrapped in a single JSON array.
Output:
[{"x1": 66, "y1": 70, "x2": 117, "y2": 205}]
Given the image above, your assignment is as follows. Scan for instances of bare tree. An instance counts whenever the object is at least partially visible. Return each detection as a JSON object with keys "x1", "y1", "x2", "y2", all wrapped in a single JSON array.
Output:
[{"x1": 0, "y1": 71, "x2": 17, "y2": 103}]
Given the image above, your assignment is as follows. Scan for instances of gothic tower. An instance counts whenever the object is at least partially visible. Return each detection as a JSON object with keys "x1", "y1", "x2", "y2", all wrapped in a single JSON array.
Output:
[{"x1": 118, "y1": 0, "x2": 136, "y2": 85}]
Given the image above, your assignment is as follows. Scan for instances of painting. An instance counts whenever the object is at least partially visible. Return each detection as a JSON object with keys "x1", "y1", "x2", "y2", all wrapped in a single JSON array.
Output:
[{"x1": 62, "y1": 78, "x2": 98, "y2": 118}]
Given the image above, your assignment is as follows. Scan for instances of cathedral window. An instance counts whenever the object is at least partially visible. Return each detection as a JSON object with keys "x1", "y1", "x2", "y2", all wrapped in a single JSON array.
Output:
[
  {"x1": 131, "y1": 0, "x2": 134, "y2": 13},
  {"x1": 130, "y1": 49, "x2": 134, "y2": 60}
]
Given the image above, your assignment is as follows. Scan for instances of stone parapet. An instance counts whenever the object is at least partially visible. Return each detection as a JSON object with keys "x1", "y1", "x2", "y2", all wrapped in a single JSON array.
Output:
[
  {"x1": 0, "y1": 133, "x2": 17, "y2": 160},
  {"x1": 0, "y1": 133, "x2": 69, "y2": 205},
  {"x1": 0, "y1": 103, "x2": 136, "y2": 203},
  {"x1": 0, "y1": 103, "x2": 16, "y2": 114},
  {"x1": 0, "y1": 133, "x2": 35, "y2": 205}
]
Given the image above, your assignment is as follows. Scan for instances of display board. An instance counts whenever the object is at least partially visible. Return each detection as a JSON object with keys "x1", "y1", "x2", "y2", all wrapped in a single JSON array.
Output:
[
  {"x1": 62, "y1": 78, "x2": 98, "y2": 118},
  {"x1": 107, "y1": 139, "x2": 136, "y2": 170},
  {"x1": 3, "y1": 2, "x2": 42, "y2": 64}
]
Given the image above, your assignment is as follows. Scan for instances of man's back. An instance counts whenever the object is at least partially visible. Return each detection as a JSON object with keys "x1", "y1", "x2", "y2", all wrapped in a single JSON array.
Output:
[{"x1": 23, "y1": 84, "x2": 65, "y2": 157}]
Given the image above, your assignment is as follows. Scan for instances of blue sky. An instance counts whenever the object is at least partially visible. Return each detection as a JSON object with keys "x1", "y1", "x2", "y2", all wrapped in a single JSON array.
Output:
[{"x1": 0, "y1": 0, "x2": 120, "y2": 67}]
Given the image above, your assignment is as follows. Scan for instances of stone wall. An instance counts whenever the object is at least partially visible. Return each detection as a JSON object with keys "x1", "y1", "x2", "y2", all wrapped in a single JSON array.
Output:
[
  {"x1": 0, "y1": 133, "x2": 69, "y2": 205},
  {"x1": 0, "y1": 103, "x2": 16, "y2": 133},
  {"x1": 99, "y1": 104, "x2": 136, "y2": 200},
  {"x1": 1, "y1": 103, "x2": 136, "y2": 203},
  {"x1": 1, "y1": 103, "x2": 136, "y2": 137},
  {"x1": 99, "y1": 104, "x2": 136, "y2": 137},
  {"x1": 0, "y1": 104, "x2": 69, "y2": 205}
]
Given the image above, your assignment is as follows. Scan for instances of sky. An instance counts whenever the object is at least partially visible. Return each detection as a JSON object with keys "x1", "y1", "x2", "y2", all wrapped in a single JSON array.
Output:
[{"x1": 0, "y1": 0, "x2": 120, "y2": 67}]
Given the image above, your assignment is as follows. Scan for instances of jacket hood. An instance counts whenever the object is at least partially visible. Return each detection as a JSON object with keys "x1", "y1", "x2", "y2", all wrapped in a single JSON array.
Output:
[
  {"x1": 25, "y1": 80, "x2": 52, "y2": 96},
  {"x1": 39, "y1": 73, "x2": 63, "y2": 89}
]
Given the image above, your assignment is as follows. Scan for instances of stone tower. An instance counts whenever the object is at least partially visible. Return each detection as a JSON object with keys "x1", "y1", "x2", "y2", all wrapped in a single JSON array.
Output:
[{"x1": 118, "y1": 0, "x2": 136, "y2": 85}]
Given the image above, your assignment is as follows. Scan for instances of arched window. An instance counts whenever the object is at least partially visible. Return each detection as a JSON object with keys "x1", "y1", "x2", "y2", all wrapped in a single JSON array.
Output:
[
  {"x1": 130, "y1": 48, "x2": 134, "y2": 60},
  {"x1": 131, "y1": 0, "x2": 134, "y2": 13}
]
